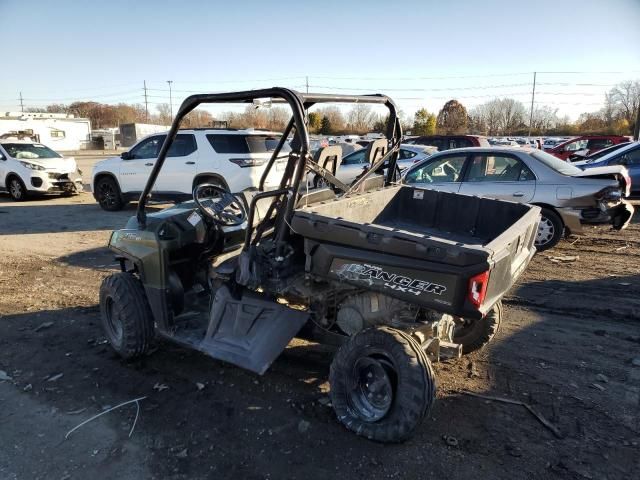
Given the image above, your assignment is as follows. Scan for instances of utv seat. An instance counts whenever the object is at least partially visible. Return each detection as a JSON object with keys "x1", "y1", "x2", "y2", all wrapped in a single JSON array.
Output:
[{"x1": 312, "y1": 145, "x2": 343, "y2": 177}]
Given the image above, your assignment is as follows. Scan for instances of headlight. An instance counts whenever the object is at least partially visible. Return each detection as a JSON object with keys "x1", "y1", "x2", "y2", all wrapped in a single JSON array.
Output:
[{"x1": 20, "y1": 161, "x2": 45, "y2": 171}]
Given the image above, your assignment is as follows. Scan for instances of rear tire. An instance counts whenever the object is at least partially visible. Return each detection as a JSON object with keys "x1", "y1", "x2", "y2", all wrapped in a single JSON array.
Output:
[
  {"x1": 7, "y1": 176, "x2": 28, "y2": 201},
  {"x1": 99, "y1": 272, "x2": 154, "y2": 359},
  {"x1": 329, "y1": 326, "x2": 436, "y2": 443},
  {"x1": 313, "y1": 175, "x2": 330, "y2": 189},
  {"x1": 535, "y1": 208, "x2": 563, "y2": 251},
  {"x1": 454, "y1": 302, "x2": 502, "y2": 354},
  {"x1": 95, "y1": 176, "x2": 125, "y2": 211}
]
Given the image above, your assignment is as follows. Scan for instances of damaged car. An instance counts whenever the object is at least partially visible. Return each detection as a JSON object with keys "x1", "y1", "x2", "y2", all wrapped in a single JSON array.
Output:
[
  {"x1": 0, "y1": 139, "x2": 83, "y2": 200},
  {"x1": 402, "y1": 147, "x2": 634, "y2": 250}
]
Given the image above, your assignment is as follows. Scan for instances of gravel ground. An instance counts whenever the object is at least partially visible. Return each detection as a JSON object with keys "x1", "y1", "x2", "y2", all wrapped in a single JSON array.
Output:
[{"x1": 0, "y1": 192, "x2": 639, "y2": 480}]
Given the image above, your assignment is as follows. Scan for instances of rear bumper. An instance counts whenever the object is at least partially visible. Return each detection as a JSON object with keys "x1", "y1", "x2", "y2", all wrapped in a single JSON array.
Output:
[
  {"x1": 559, "y1": 200, "x2": 634, "y2": 234},
  {"x1": 610, "y1": 200, "x2": 634, "y2": 230}
]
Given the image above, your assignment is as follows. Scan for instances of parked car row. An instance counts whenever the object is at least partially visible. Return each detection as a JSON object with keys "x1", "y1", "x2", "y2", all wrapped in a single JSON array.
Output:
[{"x1": 2, "y1": 129, "x2": 636, "y2": 254}]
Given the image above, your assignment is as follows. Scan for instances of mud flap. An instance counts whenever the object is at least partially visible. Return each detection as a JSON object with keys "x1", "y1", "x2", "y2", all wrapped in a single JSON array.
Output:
[
  {"x1": 612, "y1": 200, "x2": 634, "y2": 230},
  {"x1": 200, "y1": 286, "x2": 308, "y2": 375}
]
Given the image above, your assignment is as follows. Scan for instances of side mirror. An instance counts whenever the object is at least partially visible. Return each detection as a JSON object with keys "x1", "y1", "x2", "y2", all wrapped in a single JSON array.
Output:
[{"x1": 121, "y1": 151, "x2": 132, "y2": 160}]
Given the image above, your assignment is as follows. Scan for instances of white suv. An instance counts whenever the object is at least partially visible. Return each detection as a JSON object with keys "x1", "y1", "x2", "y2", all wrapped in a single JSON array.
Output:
[
  {"x1": 0, "y1": 139, "x2": 83, "y2": 201},
  {"x1": 91, "y1": 129, "x2": 288, "y2": 211}
]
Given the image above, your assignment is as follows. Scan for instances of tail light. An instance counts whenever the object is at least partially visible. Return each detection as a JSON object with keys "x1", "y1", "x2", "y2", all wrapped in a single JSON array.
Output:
[
  {"x1": 229, "y1": 158, "x2": 266, "y2": 168},
  {"x1": 468, "y1": 271, "x2": 490, "y2": 309},
  {"x1": 622, "y1": 172, "x2": 631, "y2": 197}
]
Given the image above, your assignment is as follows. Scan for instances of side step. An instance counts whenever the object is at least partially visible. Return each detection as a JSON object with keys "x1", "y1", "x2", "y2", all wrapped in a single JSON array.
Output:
[{"x1": 199, "y1": 287, "x2": 308, "y2": 375}]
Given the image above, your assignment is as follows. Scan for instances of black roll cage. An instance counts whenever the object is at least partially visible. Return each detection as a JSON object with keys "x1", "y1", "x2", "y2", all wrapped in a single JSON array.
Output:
[{"x1": 136, "y1": 87, "x2": 402, "y2": 248}]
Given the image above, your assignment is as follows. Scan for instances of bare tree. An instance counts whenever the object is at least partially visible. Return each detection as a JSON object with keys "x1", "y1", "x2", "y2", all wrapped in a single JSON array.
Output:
[
  {"x1": 314, "y1": 107, "x2": 346, "y2": 133},
  {"x1": 156, "y1": 103, "x2": 172, "y2": 125},
  {"x1": 498, "y1": 98, "x2": 526, "y2": 135},
  {"x1": 346, "y1": 104, "x2": 375, "y2": 133},
  {"x1": 609, "y1": 80, "x2": 640, "y2": 127}
]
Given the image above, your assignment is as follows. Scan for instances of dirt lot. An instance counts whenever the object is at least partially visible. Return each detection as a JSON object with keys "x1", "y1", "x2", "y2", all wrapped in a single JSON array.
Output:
[{"x1": 1, "y1": 192, "x2": 639, "y2": 480}]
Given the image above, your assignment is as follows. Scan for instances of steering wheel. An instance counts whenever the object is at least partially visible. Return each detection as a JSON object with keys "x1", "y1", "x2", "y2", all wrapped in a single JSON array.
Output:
[{"x1": 193, "y1": 184, "x2": 247, "y2": 227}]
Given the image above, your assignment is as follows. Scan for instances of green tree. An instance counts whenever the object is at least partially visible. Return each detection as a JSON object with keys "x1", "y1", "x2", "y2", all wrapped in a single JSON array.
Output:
[
  {"x1": 320, "y1": 115, "x2": 333, "y2": 135},
  {"x1": 413, "y1": 108, "x2": 436, "y2": 136},
  {"x1": 436, "y1": 100, "x2": 468, "y2": 134},
  {"x1": 308, "y1": 112, "x2": 322, "y2": 133}
]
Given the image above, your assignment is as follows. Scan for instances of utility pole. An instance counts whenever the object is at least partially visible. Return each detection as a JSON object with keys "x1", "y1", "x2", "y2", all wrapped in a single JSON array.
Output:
[
  {"x1": 167, "y1": 80, "x2": 173, "y2": 122},
  {"x1": 528, "y1": 71, "x2": 536, "y2": 137},
  {"x1": 19, "y1": 92, "x2": 24, "y2": 113},
  {"x1": 305, "y1": 76, "x2": 309, "y2": 94},
  {"x1": 634, "y1": 101, "x2": 640, "y2": 141},
  {"x1": 143, "y1": 80, "x2": 149, "y2": 122}
]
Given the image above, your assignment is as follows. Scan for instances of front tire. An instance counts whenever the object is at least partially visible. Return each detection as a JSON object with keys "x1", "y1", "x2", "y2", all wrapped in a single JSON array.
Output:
[
  {"x1": 454, "y1": 302, "x2": 502, "y2": 354},
  {"x1": 535, "y1": 208, "x2": 563, "y2": 251},
  {"x1": 95, "y1": 176, "x2": 125, "y2": 211},
  {"x1": 329, "y1": 326, "x2": 436, "y2": 443},
  {"x1": 99, "y1": 273, "x2": 154, "y2": 359},
  {"x1": 8, "y1": 176, "x2": 28, "y2": 201}
]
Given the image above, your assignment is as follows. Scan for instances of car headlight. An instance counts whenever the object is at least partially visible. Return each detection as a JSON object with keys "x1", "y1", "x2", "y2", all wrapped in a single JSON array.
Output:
[{"x1": 20, "y1": 161, "x2": 45, "y2": 171}]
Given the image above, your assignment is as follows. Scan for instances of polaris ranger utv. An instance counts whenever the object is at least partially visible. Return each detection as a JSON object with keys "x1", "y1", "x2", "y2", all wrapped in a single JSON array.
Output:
[{"x1": 99, "y1": 88, "x2": 541, "y2": 442}]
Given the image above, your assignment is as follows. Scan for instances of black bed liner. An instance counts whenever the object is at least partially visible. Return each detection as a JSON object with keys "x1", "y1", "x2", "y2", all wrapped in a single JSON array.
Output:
[{"x1": 292, "y1": 186, "x2": 540, "y2": 317}]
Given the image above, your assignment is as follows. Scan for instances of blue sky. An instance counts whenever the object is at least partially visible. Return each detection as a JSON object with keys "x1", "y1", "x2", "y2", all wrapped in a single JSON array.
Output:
[{"x1": 1, "y1": 0, "x2": 639, "y2": 119}]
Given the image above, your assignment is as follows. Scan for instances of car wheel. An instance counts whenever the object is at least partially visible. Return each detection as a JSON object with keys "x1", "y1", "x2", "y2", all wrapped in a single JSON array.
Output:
[
  {"x1": 96, "y1": 176, "x2": 125, "y2": 211},
  {"x1": 313, "y1": 175, "x2": 330, "y2": 189},
  {"x1": 453, "y1": 302, "x2": 502, "y2": 354},
  {"x1": 99, "y1": 272, "x2": 154, "y2": 359},
  {"x1": 329, "y1": 326, "x2": 436, "y2": 443},
  {"x1": 7, "y1": 176, "x2": 28, "y2": 201},
  {"x1": 535, "y1": 208, "x2": 563, "y2": 251}
]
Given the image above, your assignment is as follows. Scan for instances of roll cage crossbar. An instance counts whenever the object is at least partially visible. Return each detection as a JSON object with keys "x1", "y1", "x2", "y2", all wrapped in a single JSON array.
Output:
[{"x1": 135, "y1": 88, "x2": 402, "y2": 245}]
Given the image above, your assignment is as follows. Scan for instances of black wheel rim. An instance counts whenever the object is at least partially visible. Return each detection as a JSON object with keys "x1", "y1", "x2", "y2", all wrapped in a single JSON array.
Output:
[
  {"x1": 348, "y1": 354, "x2": 396, "y2": 422},
  {"x1": 99, "y1": 182, "x2": 117, "y2": 208},
  {"x1": 103, "y1": 296, "x2": 123, "y2": 346},
  {"x1": 10, "y1": 179, "x2": 23, "y2": 199},
  {"x1": 316, "y1": 177, "x2": 329, "y2": 189}
]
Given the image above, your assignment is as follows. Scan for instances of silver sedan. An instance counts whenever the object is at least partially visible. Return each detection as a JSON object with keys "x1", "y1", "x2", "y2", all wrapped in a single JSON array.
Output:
[{"x1": 402, "y1": 147, "x2": 634, "y2": 250}]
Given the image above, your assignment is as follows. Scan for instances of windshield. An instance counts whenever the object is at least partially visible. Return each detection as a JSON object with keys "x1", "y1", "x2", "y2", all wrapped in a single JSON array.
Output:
[
  {"x1": 530, "y1": 150, "x2": 583, "y2": 176},
  {"x1": 588, "y1": 141, "x2": 638, "y2": 164},
  {"x1": 1, "y1": 143, "x2": 62, "y2": 159},
  {"x1": 207, "y1": 134, "x2": 291, "y2": 154}
]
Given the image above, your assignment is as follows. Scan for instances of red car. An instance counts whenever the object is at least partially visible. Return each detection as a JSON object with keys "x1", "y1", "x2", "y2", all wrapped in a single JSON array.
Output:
[{"x1": 546, "y1": 135, "x2": 629, "y2": 161}]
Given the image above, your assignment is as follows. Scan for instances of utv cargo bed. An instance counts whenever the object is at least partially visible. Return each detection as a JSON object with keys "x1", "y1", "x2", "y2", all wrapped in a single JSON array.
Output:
[{"x1": 292, "y1": 186, "x2": 540, "y2": 318}]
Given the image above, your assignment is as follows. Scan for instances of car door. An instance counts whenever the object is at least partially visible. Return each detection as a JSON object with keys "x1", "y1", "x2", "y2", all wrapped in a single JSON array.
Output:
[
  {"x1": 403, "y1": 154, "x2": 468, "y2": 193},
  {"x1": 154, "y1": 134, "x2": 198, "y2": 194},
  {"x1": 337, "y1": 149, "x2": 368, "y2": 184},
  {"x1": 609, "y1": 146, "x2": 640, "y2": 194},
  {"x1": 458, "y1": 153, "x2": 536, "y2": 202},
  {"x1": 118, "y1": 135, "x2": 164, "y2": 193}
]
